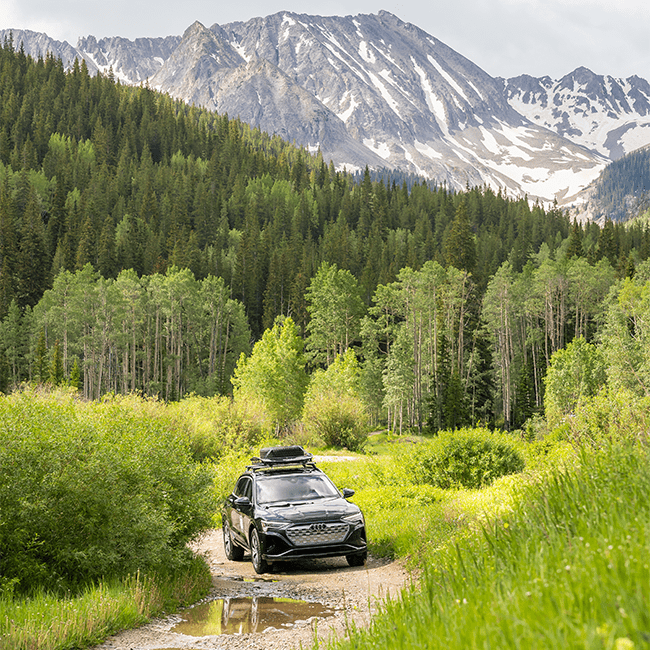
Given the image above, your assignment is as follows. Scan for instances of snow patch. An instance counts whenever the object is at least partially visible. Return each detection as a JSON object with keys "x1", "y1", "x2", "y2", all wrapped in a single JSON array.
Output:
[
  {"x1": 358, "y1": 41, "x2": 376, "y2": 64},
  {"x1": 411, "y1": 57, "x2": 448, "y2": 135},
  {"x1": 427, "y1": 55, "x2": 468, "y2": 102},
  {"x1": 363, "y1": 138, "x2": 391, "y2": 159},
  {"x1": 414, "y1": 140, "x2": 442, "y2": 160},
  {"x1": 464, "y1": 77, "x2": 485, "y2": 101},
  {"x1": 337, "y1": 91, "x2": 359, "y2": 122},
  {"x1": 405, "y1": 150, "x2": 428, "y2": 177},
  {"x1": 231, "y1": 41, "x2": 251, "y2": 62},
  {"x1": 367, "y1": 71, "x2": 402, "y2": 119}
]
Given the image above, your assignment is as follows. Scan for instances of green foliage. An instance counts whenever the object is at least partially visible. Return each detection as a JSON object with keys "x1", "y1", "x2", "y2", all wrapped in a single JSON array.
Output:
[
  {"x1": 305, "y1": 262, "x2": 365, "y2": 365},
  {"x1": 318, "y1": 437, "x2": 531, "y2": 560},
  {"x1": 601, "y1": 276, "x2": 650, "y2": 396},
  {"x1": 410, "y1": 428, "x2": 526, "y2": 489},
  {"x1": 302, "y1": 349, "x2": 368, "y2": 450},
  {"x1": 2, "y1": 40, "x2": 650, "y2": 428},
  {"x1": 232, "y1": 317, "x2": 308, "y2": 433},
  {"x1": 303, "y1": 392, "x2": 368, "y2": 451},
  {"x1": 26, "y1": 265, "x2": 250, "y2": 399},
  {"x1": 544, "y1": 336, "x2": 607, "y2": 429},
  {"x1": 0, "y1": 389, "x2": 215, "y2": 594},
  {"x1": 0, "y1": 556, "x2": 211, "y2": 650},
  {"x1": 564, "y1": 386, "x2": 650, "y2": 448},
  {"x1": 164, "y1": 394, "x2": 266, "y2": 461},
  {"x1": 329, "y1": 441, "x2": 650, "y2": 650}
]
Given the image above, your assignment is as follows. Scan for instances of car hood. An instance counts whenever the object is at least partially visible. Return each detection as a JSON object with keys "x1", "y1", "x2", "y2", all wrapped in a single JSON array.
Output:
[{"x1": 260, "y1": 498, "x2": 359, "y2": 523}]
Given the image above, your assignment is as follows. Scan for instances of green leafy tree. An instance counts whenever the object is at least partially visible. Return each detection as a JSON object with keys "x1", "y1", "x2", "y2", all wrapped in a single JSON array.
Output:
[
  {"x1": 34, "y1": 328, "x2": 48, "y2": 383},
  {"x1": 305, "y1": 262, "x2": 365, "y2": 366},
  {"x1": 48, "y1": 340, "x2": 64, "y2": 385},
  {"x1": 232, "y1": 317, "x2": 307, "y2": 433},
  {"x1": 544, "y1": 336, "x2": 607, "y2": 429},
  {"x1": 482, "y1": 262, "x2": 516, "y2": 428},
  {"x1": 0, "y1": 299, "x2": 28, "y2": 388},
  {"x1": 302, "y1": 349, "x2": 368, "y2": 450},
  {"x1": 600, "y1": 277, "x2": 650, "y2": 397}
]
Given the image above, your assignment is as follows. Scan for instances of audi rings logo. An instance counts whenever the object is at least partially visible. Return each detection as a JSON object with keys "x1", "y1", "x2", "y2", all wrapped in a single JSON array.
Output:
[{"x1": 310, "y1": 523, "x2": 326, "y2": 532}]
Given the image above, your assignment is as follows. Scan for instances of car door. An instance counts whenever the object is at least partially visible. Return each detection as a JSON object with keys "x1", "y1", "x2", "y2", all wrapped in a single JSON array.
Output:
[{"x1": 229, "y1": 476, "x2": 253, "y2": 545}]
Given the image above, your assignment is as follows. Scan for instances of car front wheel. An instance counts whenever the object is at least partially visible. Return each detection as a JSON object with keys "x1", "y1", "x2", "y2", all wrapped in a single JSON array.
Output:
[
  {"x1": 250, "y1": 528, "x2": 269, "y2": 574},
  {"x1": 223, "y1": 520, "x2": 244, "y2": 561}
]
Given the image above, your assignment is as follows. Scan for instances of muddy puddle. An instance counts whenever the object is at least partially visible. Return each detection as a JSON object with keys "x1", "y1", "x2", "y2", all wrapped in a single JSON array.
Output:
[{"x1": 171, "y1": 595, "x2": 336, "y2": 636}]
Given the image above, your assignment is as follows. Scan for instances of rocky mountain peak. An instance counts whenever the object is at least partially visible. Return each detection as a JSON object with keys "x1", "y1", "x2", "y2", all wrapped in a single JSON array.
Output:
[{"x1": 5, "y1": 13, "x2": 650, "y2": 206}]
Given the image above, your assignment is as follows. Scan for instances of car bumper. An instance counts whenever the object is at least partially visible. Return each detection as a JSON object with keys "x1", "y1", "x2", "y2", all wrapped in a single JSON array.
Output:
[{"x1": 262, "y1": 526, "x2": 367, "y2": 561}]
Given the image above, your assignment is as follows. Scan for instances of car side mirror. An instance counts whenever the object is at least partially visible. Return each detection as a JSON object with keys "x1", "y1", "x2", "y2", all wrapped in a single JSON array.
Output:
[
  {"x1": 342, "y1": 488, "x2": 355, "y2": 499},
  {"x1": 234, "y1": 496, "x2": 251, "y2": 508}
]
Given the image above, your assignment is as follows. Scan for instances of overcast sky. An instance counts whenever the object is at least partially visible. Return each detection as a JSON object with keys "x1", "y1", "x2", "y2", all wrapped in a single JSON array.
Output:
[{"x1": 2, "y1": 0, "x2": 649, "y2": 80}]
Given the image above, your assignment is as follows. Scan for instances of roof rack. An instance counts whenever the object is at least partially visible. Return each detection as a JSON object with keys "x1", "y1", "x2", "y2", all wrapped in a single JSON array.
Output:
[{"x1": 247, "y1": 445, "x2": 316, "y2": 471}]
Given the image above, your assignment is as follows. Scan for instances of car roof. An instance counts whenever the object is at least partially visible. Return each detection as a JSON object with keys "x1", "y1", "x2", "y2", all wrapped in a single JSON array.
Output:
[{"x1": 244, "y1": 465, "x2": 325, "y2": 480}]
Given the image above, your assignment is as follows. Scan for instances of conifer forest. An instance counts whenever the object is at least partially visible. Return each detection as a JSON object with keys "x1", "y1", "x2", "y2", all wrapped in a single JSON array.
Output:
[{"x1": 2, "y1": 39, "x2": 650, "y2": 430}]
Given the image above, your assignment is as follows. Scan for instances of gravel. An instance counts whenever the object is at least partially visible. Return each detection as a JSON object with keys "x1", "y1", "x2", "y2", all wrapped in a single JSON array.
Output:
[{"x1": 92, "y1": 529, "x2": 412, "y2": 650}]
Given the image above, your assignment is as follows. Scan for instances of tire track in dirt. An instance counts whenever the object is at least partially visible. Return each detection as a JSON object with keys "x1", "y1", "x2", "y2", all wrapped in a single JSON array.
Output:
[{"x1": 94, "y1": 528, "x2": 412, "y2": 650}]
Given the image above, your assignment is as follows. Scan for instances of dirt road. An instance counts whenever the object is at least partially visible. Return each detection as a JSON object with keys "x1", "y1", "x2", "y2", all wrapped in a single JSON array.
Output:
[{"x1": 93, "y1": 528, "x2": 412, "y2": 650}]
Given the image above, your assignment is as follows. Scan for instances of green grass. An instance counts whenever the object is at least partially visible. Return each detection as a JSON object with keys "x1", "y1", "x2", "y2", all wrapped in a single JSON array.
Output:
[
  {"x1": 317, "y1": 431, "x2": 560, "y2": 561},
  {"x1": 321, "y1": 442, "x2": 650, "y2": 650},
  {"x1": 0, "y1": 556, "x2": 211, "y2": 650}
]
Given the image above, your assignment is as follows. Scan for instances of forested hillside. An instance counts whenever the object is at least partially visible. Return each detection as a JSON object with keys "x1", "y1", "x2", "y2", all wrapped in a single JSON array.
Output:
[
  {"x1": 588, "y1": 144, "x2": 650, "y2": 221},
  {"x1": 2, "y1": 38, "x2": 650, "y2": 427}
]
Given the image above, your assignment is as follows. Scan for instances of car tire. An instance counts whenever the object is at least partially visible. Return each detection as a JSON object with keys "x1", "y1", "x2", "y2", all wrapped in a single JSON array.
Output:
[
  {"x1": 346, "y1": 551, "x2": 367, "y2": 567},
  {"x1": 250, "y1": 528, "x2": 269, "y2": 574},
  {"x1": 223, "y1": 521, "x2": 244, "y2": 561}
]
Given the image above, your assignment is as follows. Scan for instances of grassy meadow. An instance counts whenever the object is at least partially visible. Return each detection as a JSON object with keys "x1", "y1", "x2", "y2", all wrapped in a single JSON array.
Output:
[{"x1": 0, "y1": 387, "x2": 648, "y2": 650}]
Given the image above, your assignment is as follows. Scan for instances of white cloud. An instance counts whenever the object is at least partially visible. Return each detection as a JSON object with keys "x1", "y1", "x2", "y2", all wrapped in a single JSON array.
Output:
[{"x1": 1, "y1": 0, "x2": 649, "y2": 80}]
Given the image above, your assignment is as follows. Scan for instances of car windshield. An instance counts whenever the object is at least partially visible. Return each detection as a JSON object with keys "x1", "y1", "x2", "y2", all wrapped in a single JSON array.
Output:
[{"x1": 256, "y1": 474, "x2": 339, "y2": 504}]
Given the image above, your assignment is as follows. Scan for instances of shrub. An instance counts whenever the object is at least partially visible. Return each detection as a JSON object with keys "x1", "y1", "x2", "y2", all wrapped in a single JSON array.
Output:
[
  {"x1": 0, "y1": 389, "x2": 216, "y2": 594},
  {"x1": 544, "y1": 336, "x2": 607, "y2": 429},
  {"x1": 301, "y1": 350, "x2": 369, "y2": 451},
  {"x1": 302, "y1": 392, "x2": 368, "y2": 451},
  {"x1": 165, "y1": 395, "x2": 266, "y2": 461},
  {"x1": 566, "y1": 386, "x2": 650, "y2": 447},
  {"x1": 410, "y1": 428, "x2": 525, "y2": 489}
]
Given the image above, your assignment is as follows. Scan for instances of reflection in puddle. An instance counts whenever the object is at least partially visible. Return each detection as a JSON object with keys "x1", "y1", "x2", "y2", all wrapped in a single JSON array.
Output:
[{"x1": 172, "y1": 597, "x2": 335, "y2": 636}]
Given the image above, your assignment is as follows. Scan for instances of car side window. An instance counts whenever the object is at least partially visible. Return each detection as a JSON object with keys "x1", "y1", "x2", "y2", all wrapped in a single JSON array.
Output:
[
  {"x1": 234, "y1": 476, "x2": 250, "y2": 498},
  {"x1": 243, "y1": 479, "x2": 252, "y2": 500}
]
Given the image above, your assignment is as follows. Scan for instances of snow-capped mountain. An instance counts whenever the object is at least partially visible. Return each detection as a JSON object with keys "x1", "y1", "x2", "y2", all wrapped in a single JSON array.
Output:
[
  {"x1": 146, "y1": 12, "x2": 609, "y2": 204},
  {"x1": 4, "y1": 13, "x2": 650, "y2": 206},
  {"x1": 503, "y1": 68, "x2": 650, "y2": 161},
  {"x1": 77, "y1": 34, "x2": 181, "y2": 85}
]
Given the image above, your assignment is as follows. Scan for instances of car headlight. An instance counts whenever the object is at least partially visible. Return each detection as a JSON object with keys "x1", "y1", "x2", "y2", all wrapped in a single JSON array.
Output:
[
  {"x1": 261, "y1": 520, "x2": 290, "y2": 532},
  {"x1": 342, "y1": 512, "x2": 364, "y2": 524}
]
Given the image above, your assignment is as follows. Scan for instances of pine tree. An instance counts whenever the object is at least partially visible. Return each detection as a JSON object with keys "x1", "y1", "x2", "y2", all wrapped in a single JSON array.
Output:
[
  {"x1": 566, "y1": 221, "x2": 584, "y2": 259},
  {"x1": 0, "y1": 179, "x2": 18, "y2": 317},
  {"x1": 444, "y1": 199, "x2": 476, "y2": 273},
  {"x1": 17, "y1": 189, "x2": 49, "y2": 308},
  {"x1": 69, "y1": 358, "x2": 81, "y2": 390}
]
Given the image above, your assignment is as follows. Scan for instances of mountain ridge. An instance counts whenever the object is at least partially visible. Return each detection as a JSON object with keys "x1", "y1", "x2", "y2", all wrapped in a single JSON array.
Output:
[{"x1": 3, "y1": 13, "x2": 650, "y2": 208}]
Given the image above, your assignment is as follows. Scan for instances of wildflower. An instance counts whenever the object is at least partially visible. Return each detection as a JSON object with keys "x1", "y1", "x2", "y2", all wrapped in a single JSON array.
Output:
[{"x1": 614, "y1": 638, "x2": 635, "y2": 650}]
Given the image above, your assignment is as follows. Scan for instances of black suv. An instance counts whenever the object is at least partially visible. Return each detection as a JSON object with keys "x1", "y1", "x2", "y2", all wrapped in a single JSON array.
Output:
[{"x1": 221, "y1": 446, "x2": 367, "y2": 574}]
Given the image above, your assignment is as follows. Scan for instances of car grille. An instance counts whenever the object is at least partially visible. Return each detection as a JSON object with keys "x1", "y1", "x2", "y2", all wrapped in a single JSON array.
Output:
[{"x1": 286, "y1": 522, "x2": 349, "y2": 546}]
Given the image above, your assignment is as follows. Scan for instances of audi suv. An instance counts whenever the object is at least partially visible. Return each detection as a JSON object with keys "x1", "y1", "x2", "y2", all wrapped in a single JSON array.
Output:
[{"x1": 221, "y1": 446, "x2": 367, "y2": 573}]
